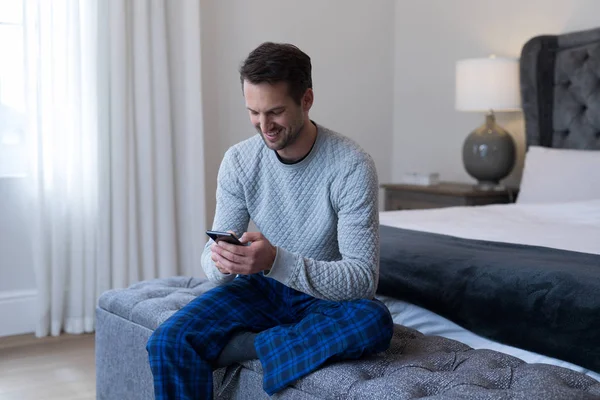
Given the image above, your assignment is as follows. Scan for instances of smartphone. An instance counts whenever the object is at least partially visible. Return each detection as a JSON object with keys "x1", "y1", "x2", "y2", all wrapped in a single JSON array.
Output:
[{"x1": 206, "y1": 230, "x2": 243, "y2": 246}]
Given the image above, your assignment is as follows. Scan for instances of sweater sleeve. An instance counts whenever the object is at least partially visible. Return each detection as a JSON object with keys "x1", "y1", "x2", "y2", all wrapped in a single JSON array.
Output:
[
  {"x1": 265, "y1": 155, "x2": 380, "y2": 301},
  {"x1": 201, "y1": 148, "x2": 250, "y2": 285}
]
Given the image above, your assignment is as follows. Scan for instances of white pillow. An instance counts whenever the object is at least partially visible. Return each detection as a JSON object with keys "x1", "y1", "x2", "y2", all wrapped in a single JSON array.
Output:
[{"x1": 517, "y1": 146, "x2": 600, "y2": 204}]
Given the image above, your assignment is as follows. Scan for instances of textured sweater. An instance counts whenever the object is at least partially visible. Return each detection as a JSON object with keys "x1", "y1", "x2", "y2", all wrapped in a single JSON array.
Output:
[{"x1": 201, "y1": 123, "x2": 379, "y2": 301}]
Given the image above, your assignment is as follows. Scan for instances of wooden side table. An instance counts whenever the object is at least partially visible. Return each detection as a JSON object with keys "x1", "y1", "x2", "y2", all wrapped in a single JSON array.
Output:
[{"x1": 380, "y1": 182, "x2": 518, "y2": 211}]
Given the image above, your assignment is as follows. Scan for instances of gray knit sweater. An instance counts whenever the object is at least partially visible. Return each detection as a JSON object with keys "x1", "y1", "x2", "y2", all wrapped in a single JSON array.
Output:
[{"x1": 201, "y1": 123, "x2": 379, "y2": 301}]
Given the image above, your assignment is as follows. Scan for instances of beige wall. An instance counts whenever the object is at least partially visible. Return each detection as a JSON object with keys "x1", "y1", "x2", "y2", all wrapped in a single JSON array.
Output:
[
  {"x1": 201, "y1": 0, "x2": 396, "y2": 224},
  {"x1": 393, "y1": 0, "x2": 600, "y2": 186}
]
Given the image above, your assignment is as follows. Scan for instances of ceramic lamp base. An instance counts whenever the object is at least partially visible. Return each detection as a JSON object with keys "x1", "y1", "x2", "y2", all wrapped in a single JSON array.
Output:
[{"x1": 462, "y1": 112, "x2": 516, "y2": 187}]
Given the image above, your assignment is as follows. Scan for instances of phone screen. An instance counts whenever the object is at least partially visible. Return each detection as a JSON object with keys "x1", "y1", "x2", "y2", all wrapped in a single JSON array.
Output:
[{"x1": 206, "y1": 230, "x2": 243, "y2": 246}]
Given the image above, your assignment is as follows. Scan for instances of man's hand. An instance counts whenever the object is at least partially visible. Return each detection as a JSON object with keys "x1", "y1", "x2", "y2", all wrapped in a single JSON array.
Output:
[{"x1": 210, "y1": 232, "x2": 276, "y2": 275}]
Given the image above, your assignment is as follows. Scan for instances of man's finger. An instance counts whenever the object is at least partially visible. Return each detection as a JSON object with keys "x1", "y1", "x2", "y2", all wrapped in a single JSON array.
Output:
[
  {"x1": 240, "y1": 231, "x2": 263, "y2": 243},
  {"x1": 217, "y1": 246, "x2": 244, "y2": 264},
  {"x1": 224, "y1": 262, "x2": 252, "y2": 275},
  {"x1": 211, "y1": 253, "x2": 230, "y2": 274},
  {"x1": 212, "y1": 251, "x2": 236, "y2": 272},
  {"x1": 212, "y1": 255, "x2": 230, "y2": 269},
  {"x1": 212, "y1": 249, "x2": 251, "y2": 275},
  {"x1": 210, "y1": 243, "x2": 239, "y2": 259},
  {"x1": 217, "y1": 240, "x2": 247, "y2": 256}
]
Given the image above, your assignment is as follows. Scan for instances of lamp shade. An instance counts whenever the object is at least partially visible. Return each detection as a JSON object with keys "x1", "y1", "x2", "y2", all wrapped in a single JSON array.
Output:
[{"x1": 455, "y1": 57, "x2": 521, "y2": 112}]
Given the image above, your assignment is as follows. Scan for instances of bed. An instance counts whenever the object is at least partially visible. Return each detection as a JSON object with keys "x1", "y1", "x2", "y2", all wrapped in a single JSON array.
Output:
[
  {"x1": 95, "y1": 26, "x2": 600, "y2": 399},
  {"x1": 377, "y1": 200, "x2": 600, "y2": 380},
  {"x1": 376, "y1": 24, "x2": 600, "y2": 382}
]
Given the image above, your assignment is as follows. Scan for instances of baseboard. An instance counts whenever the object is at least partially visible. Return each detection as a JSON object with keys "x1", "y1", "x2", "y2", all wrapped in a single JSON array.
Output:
[{"x1": 0, "y1": 289, "x2": 37, "y2": 337}]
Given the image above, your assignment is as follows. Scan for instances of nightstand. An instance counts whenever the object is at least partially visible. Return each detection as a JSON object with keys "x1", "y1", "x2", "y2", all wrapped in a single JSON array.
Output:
[{"x1": 380, "y1": 182, "x2": 518, "y2": 211}]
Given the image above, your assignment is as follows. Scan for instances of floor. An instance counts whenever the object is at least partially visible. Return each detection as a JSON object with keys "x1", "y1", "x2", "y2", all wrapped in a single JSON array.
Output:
[{"x1": 0, "y1": 333, "x2": 95, "y2": 400}]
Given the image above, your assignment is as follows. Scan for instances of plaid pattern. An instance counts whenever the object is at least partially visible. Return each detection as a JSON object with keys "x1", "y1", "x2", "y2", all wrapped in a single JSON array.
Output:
[{"x1": 147, "y1": 274, "x2": 393, "y2": 399}]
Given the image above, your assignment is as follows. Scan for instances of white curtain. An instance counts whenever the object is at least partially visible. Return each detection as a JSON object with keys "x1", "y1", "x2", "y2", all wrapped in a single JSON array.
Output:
[
  {"x1": 25, "y1": 0, "x2": 206, "y2": 337},
  {"x1": 25, "y1": 0, "x2": 100, "y2": 337}
]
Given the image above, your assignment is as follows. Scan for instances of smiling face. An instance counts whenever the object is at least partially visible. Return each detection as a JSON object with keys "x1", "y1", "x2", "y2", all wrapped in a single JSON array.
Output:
[{"x1": 243, "y1": 80, "x2": 312, "y2": 154}]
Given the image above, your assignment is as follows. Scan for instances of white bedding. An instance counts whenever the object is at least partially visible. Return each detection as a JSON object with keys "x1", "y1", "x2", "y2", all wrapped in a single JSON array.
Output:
[
  {"x1": 376, "y1": 199, "x2": 600, "y2": 380},
  {"x1": 379, "y1": 199, "x2": 600, "y2": 255}
]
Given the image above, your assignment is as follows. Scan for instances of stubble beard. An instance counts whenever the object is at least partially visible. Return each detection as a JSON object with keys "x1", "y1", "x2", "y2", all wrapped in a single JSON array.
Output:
[{"x1": 258, "y1": 120, "x2": 304, "y2": 152}]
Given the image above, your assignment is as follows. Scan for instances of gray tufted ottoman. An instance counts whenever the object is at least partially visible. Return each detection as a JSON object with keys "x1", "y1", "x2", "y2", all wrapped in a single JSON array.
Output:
[{"x1": 96, "y1": 277, "x2": 600, "y2": 399}]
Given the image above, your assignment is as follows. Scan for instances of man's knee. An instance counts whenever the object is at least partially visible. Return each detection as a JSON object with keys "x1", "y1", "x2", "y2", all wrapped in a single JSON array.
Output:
[
  {"x1": 369, "y1": 299, "x2": 394, "y2": 328},
  {"x1": 353, "y1": 299, "x2": 394, "y2": 348},
  {"x1": 147, "y1": 322, "x2": 213, "y2": 370},
  {"x1": 146, "y1": 323, "x2": 178, "y2": 362}
]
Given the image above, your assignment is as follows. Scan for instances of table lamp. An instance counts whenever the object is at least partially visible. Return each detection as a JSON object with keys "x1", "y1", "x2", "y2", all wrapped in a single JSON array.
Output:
[{"x1": 455, "y1": 56, "x2": 520, "y2": 190}]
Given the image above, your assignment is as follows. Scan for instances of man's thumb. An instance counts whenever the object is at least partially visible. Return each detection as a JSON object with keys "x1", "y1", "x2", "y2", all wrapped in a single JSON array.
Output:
[{"x1": 240, "y1": 231, "x2": 262, "y2": 243}]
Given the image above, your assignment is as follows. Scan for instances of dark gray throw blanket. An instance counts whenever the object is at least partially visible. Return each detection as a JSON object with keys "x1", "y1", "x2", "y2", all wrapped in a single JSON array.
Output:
[{"x1": 377, "y1": 224, "x2": 600, "y2": 373}]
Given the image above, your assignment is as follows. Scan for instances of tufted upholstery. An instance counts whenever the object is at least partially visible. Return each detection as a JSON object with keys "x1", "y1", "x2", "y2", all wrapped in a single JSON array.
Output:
[
  {"x1": 98, "y1": 276, "x2": 218, "y2": 331},
  {"x1": 520, "y1": 26, "x2": 600, "y2": 150},
  {"x1": 98, "y1": 277, "x2": 600, "y2": 399},
  {"x1": 554, "y1": 42, "x2": 600, "y2": 148}
]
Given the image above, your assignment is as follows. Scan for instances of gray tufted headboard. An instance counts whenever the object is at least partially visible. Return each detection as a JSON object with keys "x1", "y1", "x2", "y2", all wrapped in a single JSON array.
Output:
[{"x1": 520, "y1": 26, "x2": 600, "y2": 150}]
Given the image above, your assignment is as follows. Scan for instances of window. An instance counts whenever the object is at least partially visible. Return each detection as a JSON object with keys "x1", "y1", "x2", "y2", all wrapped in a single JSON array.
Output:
[{"x1": 0, "y1": 0, "x2": 26, "y2": 177}]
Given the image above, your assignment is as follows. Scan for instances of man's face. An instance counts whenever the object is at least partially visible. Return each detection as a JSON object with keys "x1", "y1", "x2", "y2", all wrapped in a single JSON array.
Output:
[{"x1": 243, "y1": 80, "x2": 307, "y2": 152}]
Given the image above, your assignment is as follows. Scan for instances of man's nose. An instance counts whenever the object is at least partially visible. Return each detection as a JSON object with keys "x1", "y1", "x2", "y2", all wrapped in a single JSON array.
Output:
[{"x1": 259, "y1": 115, "x2": 272, "y2": 133}]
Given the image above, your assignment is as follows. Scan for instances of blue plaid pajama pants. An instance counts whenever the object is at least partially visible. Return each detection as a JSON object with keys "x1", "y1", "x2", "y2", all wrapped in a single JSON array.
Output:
[{"x1": 147, "y1": 273, "x2": 394, "y2": 399}]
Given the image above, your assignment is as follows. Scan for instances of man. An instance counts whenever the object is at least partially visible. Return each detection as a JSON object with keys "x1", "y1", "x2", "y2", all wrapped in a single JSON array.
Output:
[{"x1": 147, "y1": 42, "x2": 393, "y2": 399}]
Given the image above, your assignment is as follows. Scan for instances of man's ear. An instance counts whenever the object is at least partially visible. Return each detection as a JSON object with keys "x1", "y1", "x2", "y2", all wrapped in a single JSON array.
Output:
[{"x1": 302, "y1": 88, "x2": 314, "y2": 112}]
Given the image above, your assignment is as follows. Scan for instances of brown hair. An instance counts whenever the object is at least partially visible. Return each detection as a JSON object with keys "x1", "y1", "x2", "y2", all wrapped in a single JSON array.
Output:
[{"x1": 239, "y1": 42, "x2": 312, "y2": 105}]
